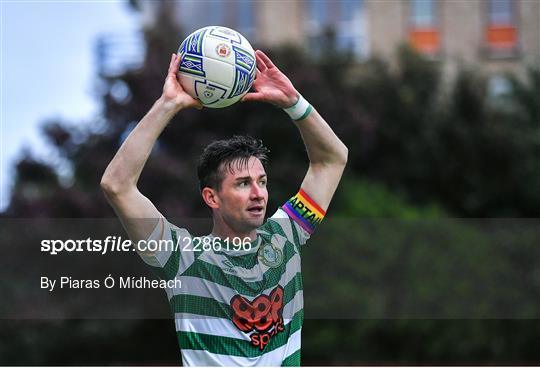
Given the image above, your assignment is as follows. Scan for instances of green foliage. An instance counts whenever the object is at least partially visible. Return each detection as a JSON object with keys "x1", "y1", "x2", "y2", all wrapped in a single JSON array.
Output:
[
  {"x1": 334, "y1": 177, "x2": 443, "y2": 218},
  {"x1": 302, "y1": 179, "x2": 540, "y2": 364},
  {"x1": 308, "y1": 182, "x2": 535, "y2": 320}
]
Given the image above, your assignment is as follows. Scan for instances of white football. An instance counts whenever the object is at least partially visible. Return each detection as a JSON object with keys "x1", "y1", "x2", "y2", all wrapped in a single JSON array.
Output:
[{"x1": 177, "y1": 26, "x2": 256, "y2": 108}]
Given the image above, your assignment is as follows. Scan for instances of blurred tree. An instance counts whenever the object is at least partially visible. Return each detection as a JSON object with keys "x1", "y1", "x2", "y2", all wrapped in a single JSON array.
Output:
[
  {"x1": 343, "y1": 47, "x2": 540, "y2": 217},
  {"x1": 2, "y1": 3, "x2": 540, "y2": 365},
  {"x1": 303, "y1": 178, "x2": 540, "y2": 365}
]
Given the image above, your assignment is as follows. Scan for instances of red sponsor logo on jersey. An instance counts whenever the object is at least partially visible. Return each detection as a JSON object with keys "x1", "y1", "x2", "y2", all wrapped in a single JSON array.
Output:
[{"x1": 230, "y1": 285, "x2": 284, "y2": 350}]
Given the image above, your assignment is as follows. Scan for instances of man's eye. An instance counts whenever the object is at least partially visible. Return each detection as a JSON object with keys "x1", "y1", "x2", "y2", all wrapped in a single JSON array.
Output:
[
  {"x1": 260, "y1": 180, "x2": 267, "y2": 186},
  {"x1": 239, "y1": 181, "x2": 249, "y2": 187}
]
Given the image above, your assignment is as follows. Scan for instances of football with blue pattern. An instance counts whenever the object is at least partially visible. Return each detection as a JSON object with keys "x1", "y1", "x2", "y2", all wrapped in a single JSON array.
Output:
[{"x1": 177, "y1": 26, "x2": 256, "y2": 108}]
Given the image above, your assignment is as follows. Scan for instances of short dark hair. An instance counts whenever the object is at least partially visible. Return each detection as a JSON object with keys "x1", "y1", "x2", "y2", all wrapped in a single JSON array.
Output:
[{"x1": 197, "y1": 135, "x2": 270, "y2": 191}]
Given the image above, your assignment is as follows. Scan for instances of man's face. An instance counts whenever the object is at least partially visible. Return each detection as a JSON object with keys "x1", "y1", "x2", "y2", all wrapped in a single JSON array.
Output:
[{"x1": 215, "y1": 156, "x2": 268, "y2": 232}]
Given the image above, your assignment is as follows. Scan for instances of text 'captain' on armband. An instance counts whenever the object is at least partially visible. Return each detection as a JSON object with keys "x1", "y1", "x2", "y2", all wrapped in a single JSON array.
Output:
[{"x1": 282, "y1": 189, "x2": 326, "y2": 235}]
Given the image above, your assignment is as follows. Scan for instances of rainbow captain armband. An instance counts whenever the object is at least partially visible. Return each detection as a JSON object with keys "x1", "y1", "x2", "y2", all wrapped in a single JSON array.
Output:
[{"x1": 281, "y1": 189, "x2": 326, "y2": 235}]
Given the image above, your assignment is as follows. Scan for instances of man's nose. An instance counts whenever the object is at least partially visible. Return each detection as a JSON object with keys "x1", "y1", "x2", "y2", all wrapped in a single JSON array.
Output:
[{"x1": 250, "y1": 182, "x2": 265, "y2": 199}]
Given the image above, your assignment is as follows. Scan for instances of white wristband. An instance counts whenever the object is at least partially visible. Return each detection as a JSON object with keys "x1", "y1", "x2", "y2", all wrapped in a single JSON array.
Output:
[{"x1": 283, "y1": 94, "x2": 313, "y2": 121}]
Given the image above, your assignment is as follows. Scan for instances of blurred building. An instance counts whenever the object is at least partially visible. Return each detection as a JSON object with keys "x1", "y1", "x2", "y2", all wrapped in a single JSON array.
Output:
[
  {"x1": 95, "y1": 31, "x2": 146, "y2": 77},
  {"x1": 365, "y1": 0, "x2": 540, "y2": 84},
  {"x1": 133, "y1": 0, "x2": 539, "y2": 82}
]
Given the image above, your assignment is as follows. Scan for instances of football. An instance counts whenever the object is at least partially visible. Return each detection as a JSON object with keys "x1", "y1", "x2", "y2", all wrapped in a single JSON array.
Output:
[{"x1": 177, "y1": 26, "x2": 257, "y2": 108}]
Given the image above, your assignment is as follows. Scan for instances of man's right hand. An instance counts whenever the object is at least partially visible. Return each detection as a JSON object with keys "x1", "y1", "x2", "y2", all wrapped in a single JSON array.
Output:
[{"x1": 161, "y1": 53, "x2": 203, "y2": 111}]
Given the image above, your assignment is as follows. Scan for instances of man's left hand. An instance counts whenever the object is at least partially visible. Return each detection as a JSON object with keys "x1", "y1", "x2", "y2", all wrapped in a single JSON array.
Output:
[{"x1": 241, "y1": 50, "x2": 299, "y2": 108}]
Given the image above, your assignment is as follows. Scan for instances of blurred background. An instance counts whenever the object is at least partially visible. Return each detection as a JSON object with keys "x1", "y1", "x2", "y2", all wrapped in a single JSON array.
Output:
[{"x1": 2, "y1": 0, "x2": 540, "y2": 365}]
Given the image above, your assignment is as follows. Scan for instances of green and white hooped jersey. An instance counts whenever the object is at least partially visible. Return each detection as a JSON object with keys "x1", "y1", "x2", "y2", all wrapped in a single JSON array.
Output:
[{"x1": 140, "y1": 193, "x2": 325, "y2": 366}]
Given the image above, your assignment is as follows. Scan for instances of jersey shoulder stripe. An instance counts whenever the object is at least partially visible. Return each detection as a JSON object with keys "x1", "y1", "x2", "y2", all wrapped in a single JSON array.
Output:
[
  {"x1": 266, "y1": 207, "x2": 311, "y2": 247},
  {"x1": 139, "y1": 216, "x2": 198, "y2": 280}
]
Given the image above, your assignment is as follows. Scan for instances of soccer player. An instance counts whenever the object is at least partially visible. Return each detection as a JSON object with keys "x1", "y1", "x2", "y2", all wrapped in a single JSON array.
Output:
[{"x1": 101, "y1": 50, "x2": 348, "y2": 366}]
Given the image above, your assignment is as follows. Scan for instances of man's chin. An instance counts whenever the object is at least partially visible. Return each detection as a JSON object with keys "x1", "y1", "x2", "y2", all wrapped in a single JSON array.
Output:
[{"x1": 244, "y1": 215, "x2": 265, "y2": 229}]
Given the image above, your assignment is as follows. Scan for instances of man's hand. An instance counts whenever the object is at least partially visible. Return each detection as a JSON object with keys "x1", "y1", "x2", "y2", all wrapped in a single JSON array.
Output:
[
  {"x1": 241, "y1": 50, "x2": 299, "y2": 108},
  {"x1": 161, "y1": 53, "x2": 203, "y2": 111}
]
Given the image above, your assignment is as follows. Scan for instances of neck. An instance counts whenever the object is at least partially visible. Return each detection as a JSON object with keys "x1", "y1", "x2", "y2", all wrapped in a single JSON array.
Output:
[{"x1": 211, "y1": 220, "x2": 257, "y2": 242}]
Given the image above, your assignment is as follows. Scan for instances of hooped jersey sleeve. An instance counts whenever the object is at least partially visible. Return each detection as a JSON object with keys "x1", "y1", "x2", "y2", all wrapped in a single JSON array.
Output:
[{"x1": 137, "y1": 215, "x2": 195, "y2": 280}]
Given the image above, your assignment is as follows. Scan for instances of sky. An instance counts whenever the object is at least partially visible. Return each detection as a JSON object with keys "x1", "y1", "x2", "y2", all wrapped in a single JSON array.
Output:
[{"x1": 1, "y1": 0, "x2": 140, "y2": 211}]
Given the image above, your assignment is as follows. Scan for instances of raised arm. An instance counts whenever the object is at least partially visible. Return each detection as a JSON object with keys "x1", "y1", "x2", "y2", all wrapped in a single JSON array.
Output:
[
  {"x1": 242, "y1": 50, "x2": 348, "y2": 212},
  {"x1": 100, "y1": 54, "x2": 202, "y2": 245}
]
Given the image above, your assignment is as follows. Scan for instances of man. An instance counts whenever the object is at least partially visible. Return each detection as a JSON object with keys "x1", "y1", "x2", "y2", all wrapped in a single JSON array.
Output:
[{"x1": 101, "y1": 50, "x2": 348, "y2": 366}]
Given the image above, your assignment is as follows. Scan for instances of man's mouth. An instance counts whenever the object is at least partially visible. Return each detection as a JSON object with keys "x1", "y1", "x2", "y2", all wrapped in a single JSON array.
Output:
[{"x1": 247, "y1": 205, "x2": 264, "y2": 216}]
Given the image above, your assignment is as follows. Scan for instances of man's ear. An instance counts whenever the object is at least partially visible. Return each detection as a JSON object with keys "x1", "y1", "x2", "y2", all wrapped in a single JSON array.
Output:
[{"x1": 201, "y1": 187, "x2": 220, "y2": 209}]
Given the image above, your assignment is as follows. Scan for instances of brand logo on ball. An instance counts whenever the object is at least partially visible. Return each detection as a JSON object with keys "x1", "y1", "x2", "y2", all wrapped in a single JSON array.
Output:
[
  {"x1": 216, "y1": 43, "x2": 231, "y2": 58},
  {"x1": 258, "y1": 242, "x2": 283, "y2": 268},
  {"x1": 218, "y1": 27, "x2": 235, "y2": 36}
]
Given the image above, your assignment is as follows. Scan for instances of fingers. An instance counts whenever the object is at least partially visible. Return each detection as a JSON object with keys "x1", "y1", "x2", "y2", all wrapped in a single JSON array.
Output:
[
  {"x1": 193, "y1": 98, "x2": 204, "y2": 110},
  {"x1": 174, "y1": 54, "x2": 181, "y2": 72},
  {"x1": 241, "y1": 92, "x2": 265, "y2": 102},
  {"x1": 256, "y1": 52, "x2": 267, "y2": 72},
  {"x1": 255, "y1": 67, "x2": 262, "y2": 81},
  {"x1": 187, "y1": 95, "x2": 204, "y2": 110},
  {"x1": 168, "y1": 53, "x2": 182, "y2": 78},
  {"x1": 167, "y1": 53, "x2": 177, "y2": 75},
  {"x1": 256, "y1": 50, "x2": 275, "y2": 69},
  {"x1": 183, "y1": 97, "x2": 203, "y2": 110}
]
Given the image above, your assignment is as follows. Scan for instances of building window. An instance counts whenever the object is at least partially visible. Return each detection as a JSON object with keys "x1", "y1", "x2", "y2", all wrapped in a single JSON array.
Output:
[
  {"x1": 408, "y1": 0, "x2": 439, "y2": 55},
  {"x1": 485, "y1": 0, "x2": 518, "y2": 57},
  {"x1": 411, "y1": 0, "x2": 436, "y2": 27},
  {"x1": 306, "y1": 0, "x2": 368, "y2": 60},
  {"x1": 488, "y1": 0, "x2": 513, "y2": 24}
]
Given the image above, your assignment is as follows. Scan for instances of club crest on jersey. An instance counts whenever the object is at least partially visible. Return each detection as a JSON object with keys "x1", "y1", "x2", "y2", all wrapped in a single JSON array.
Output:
[
  {"x1": 258, "y1": 241, "x2": 283, "y2": 268},
  {"x1": 230, "y1": 286, "x2": 284, "y2": 350}
]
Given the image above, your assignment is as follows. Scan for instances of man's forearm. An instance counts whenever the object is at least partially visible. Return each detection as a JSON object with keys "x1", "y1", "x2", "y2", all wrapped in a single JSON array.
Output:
[
  {"x1": 101, "y1": 97, "x2": 181, "y2": 193},
  {"x1": 293, "y1": 108, "x2": 348, "y2": 166}
]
